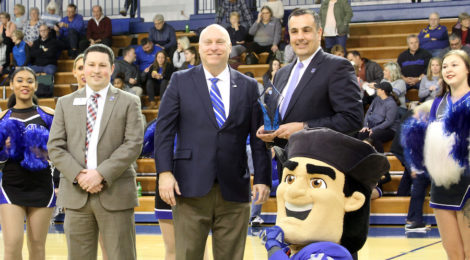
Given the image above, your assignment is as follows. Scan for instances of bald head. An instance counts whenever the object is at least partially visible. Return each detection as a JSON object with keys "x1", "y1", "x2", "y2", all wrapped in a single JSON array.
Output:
[
  {"x1": 199, "y1": 24, "x2": 231, "y2": 47},
  {"x1": 198, "y1": 24, "x2": 232, "y2": 76}
]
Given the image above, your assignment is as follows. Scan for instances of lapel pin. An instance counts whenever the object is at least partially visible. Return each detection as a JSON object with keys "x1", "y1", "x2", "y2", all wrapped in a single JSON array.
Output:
[
  {"x1": 109, "y1": 96, "x2": 115, "y2": 101},
  {"x1": 311, "y1": 68, "x2": 316, "y2": 74},
  {"x1": 232, "y1": 84, "x2": 237, "y2": 88}
]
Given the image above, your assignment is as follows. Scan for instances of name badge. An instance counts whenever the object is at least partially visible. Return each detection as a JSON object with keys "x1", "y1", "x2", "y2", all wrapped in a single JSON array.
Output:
[{"x1": 73, "y1": 98, "x2": 87, "y2": 106}]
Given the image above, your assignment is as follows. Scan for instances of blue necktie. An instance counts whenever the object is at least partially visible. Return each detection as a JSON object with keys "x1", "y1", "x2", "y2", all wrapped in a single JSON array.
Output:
[
  {"x1": 209, "y1": 78, "x2": 226, "y2": 127},
  {"x1": 280, "y1": 62, "x2": 304, "y2": 118}
]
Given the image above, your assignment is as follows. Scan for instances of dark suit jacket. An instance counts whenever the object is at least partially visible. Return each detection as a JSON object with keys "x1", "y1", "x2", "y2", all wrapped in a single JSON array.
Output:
[
  {"x1": 154, "y1": 65, "x2": 271, "y2": 203},
  {"x1": 272, "y1": 49, "x2": 363, "y2": 146}
]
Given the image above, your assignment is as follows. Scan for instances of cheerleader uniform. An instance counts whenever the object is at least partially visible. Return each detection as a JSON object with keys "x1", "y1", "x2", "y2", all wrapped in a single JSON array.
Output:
[
  {"x1": 0, "y1": 106, "x2": 56, "y2": 208},
  {"x1": 426, "y1": 92, "x2": 470, "y2": 210}
]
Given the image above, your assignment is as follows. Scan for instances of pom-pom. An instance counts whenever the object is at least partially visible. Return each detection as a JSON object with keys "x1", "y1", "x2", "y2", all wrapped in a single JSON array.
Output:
[
  {"x1": 443, "y1": 97, "x2": 470, "y2": 168},
  {"x1": 141, "y1": 120, "x2": 157, "y2": 157},
  {"x1": 21, "y1": 124, "x2": 50, "y2": 171},
  {"x1": 0, "y1": 119, "x2": 25, "y2": 161},
  {"x1": 401, "y1": 117, "x2": 428, "y2": 171},
  {"x1": 0, "y1": 126, "x2": 8, "y2": 161}
]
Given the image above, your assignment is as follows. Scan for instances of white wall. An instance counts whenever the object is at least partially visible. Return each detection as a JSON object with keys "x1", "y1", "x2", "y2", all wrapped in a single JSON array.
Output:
[{"x1": 139, "y1": 0, "x2": 195, "y2": 22}]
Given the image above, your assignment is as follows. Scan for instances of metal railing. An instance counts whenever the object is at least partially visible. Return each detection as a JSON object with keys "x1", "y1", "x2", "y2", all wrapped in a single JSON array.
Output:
[{"x1": 1, "y1": 0, "x2": 140, "y2": 19}]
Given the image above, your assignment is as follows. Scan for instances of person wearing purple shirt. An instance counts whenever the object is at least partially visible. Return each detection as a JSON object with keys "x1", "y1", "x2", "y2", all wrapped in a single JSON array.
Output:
[
  {"x1": 418, "y1": 12, "x2": 449, "y2": 57},
  {"x1": 55, "y1": 4, "x2": 84, "y2": 58},
  {"x1": 135, "y1": 38, "x2": 162, "y2": 72}
]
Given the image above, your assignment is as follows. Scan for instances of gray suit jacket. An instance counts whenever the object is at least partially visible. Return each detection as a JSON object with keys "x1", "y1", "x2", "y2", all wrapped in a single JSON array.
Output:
[{"x1": 47, "y1": 86, "x2": 144, "y2": 210}]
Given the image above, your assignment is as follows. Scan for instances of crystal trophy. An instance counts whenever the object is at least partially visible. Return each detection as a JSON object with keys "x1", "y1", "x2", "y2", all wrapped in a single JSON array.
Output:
[{"x1": 258, "y1": 82, "x2": 283, "y2": 132}]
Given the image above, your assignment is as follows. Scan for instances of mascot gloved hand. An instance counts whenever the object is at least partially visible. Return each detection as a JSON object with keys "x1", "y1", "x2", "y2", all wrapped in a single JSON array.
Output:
[{"x1": 265, "y1": 128, "x2": 390, "y2": 260}]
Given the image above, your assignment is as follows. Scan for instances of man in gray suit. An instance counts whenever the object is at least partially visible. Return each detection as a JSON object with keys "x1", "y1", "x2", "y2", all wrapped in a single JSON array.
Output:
[{"x1": 48, "y1": 44, "x2": 144, "y2": 260}]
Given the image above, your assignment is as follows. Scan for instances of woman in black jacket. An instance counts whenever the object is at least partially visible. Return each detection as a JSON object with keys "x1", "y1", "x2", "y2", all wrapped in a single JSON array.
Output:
[{"x1": 142, "y1": 50, "x2": 175, "y2": 109}]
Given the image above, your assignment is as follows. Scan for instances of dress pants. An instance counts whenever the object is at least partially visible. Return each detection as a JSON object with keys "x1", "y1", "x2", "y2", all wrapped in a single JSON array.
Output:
[
  {"x1": 64, "y1": 194, "x2": 136, "y2": 260},
  {"x1": 173, "y1": 184, "x2": 250, "y2": 260}
]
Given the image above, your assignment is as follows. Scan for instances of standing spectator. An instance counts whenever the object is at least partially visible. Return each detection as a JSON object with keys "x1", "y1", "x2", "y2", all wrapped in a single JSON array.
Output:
[
  {"x1": 30, "y1": 24, "x2": 60, "y2": 75},
  {"x1": 149, "y1": 14, "x2": 177, "y2": 57},
  {"x1": 12, "y1": 4, "x2": 26, "y2": 31},
  {"x1": 179, "y1": 46, "x2": 200, "y2": 70},
  {"x1": 262, "y1": 57, "x2": 281, "y2": 89},
  {"x1": 418, "y1": 12, "x2": 449, "y2": 57},
  {"x1": 331, "y1": 44, "x2": 345, "y2": 57},
  {"x1": 227, "y1": 11, "x2": 247, "y2": 58},
  {"x1": 263, "y1": 0, "x2": 284, "y2": 20},
  {"x1": 79, "y1": 5, "x2": 112, "y2": 53},
  {"x1": 56, "y1": 4, "x2": 85, "y2": 59},
  {"x1": 0, "y1": 35, "x2": 9, "y2": 75},
  {"x1": 319, "y1": 0, "x2": 353, "y2": 52},
  {"x1": 0, "y1": 12, "x2": 16, "y2": 59},
  {"x1": 248, "y1": 6, "x2": 281, "y2": 63},
  {"x1": 120, "y1": 0, "x2": 138, "y2": 18},
  {"x1": 0, "y1": 67, "x2": 56, "y2": 260},
  {"x1": 135, "y1": 37, "x2": 161, "y2": 72},
  {"x1": 41, "y1": 1, "x2": 61, "y2": 31},
  {"x1": 112, "y1": 46, "x2": 143, "y2": 96},
  {"x1": 382, "y1": 62, "x2": 407, "y2": 109},
  {"x1": 215, "y1": 0, "x2": 254, "y2": 29},
  {"x1": 397, "y1": 34, "x2": 432, "y2": 90},
  {"x1": 357, "y1": 81, "x2": 399, "y2": 153},
  {"x1": 172, "y1": 36, "x2": 190, "y2": 69},
  {"x1": 439, "y1": 33, "x2": 470, "y2": 58},
  {"x1": 48, "y1": 44, "x2": 144, "y2": 260},
  {"x1": 452, "y1": 12, "x2": 470, "y2": 46},
  {"x1": 23, "y1": 7, "x2": 44, "y2": 47},
  {"x1": 154, "y1": 24, "x2": 271, "y2": 260},
  {"x1": 11, "y1": 30, "x2": 30, "y2": 67},
  {"x1": 418, "y1": 57, "x2": 442, "y2": 101},
  {"x1": 142, "y1": 50, "x2": 175, "y2": 108}
]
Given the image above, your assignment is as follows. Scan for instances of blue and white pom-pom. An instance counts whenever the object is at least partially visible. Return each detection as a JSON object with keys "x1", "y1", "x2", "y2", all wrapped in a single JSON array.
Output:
[
  {"x1": 401, "y1": 117, "x2": 428, "y2": 172},
  {"x1": 0, "y1": 119, "x2": 25, "y2": 161},
  {"x1": 21, "y1": 124, "x2": 50, "y2": 171},
  {"x1": 142, "y1": 120, "x2": 157, "y2": 157},
  {"x1": 443, "y1": 96, "x2": 470, "y2": 168}
]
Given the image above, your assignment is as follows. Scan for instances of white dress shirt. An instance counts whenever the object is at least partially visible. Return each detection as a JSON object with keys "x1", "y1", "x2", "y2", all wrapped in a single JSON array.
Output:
[
  {"x1": 85, "y1": 84, "x2": 109, "y2": 169},
  {"x1": 279, "y1": 47, "x2": 321, "y2": 109},
  {"x1": 203, "y1": 65, "x2": 231, "y2": 118}
]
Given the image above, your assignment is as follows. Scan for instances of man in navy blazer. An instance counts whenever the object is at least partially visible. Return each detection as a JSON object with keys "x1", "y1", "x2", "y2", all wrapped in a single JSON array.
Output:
[
  {"x1": 257, "y1": 9, "x2": 363, "y2": 146},
  {"x1": 154, "y1": 24, "x2": 271, "y2": 260}
]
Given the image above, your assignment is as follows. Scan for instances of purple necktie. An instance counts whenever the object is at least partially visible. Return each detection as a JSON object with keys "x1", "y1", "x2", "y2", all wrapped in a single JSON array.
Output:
[{"x1": 280, "y1": 62, "x2": 304, "y2": 118}]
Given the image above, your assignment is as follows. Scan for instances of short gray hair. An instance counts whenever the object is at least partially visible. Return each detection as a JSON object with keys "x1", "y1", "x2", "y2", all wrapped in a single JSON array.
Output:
[{"x1": 153, "y1": 14, "x2": 164, "y2": 22}]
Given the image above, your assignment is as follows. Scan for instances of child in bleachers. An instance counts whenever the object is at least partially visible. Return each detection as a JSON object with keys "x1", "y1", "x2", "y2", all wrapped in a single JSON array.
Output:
[
  {"x1": 113, "y1": 72, "x2": 137, "y2": 95},
  {"x1": 11, "y1": 30, "x2": 30, "y2": 67}
]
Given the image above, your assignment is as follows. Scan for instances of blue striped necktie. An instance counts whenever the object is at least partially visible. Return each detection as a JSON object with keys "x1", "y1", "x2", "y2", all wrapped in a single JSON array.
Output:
[{"x1": 209, "y1": 78, "x2": 226, "y2": 127}]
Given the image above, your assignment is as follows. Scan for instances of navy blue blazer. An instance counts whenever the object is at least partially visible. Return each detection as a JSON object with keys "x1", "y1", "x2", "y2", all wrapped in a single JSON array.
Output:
[
  {"x1": 154, "y1": 65, "x2": 271, "y2": 203},
  {"x1": 272, "y1": 49, "x2": 364, "y2": 146}
]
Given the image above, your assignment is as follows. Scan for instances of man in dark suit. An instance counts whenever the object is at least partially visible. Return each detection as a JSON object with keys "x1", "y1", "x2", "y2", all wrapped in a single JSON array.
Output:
[
  {"x1": 257, "y1": 8, "x2": 363, "y2": 145},
  {"x1": 154, "y1": 24, "x2": 271, "y2": 260}
]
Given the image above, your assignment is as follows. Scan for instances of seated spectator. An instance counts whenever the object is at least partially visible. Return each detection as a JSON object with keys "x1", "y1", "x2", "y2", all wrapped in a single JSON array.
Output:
[
  {"x1": 23, "y1": 7, "x2": 44, "y2": 47},
  {"x1": 262, "y1": 58, "x2": 280, "y2": 89},
  {"x1": 41, "y1": 1, "x2": 61, "y2": 31},
  {"x1": 248, "y1": 6, "x2": 281, "y2": 63},
  {"x1": 397, "y1": 34, "x2": 432, "y2": 90},
  {"x1": 135, "y1": 37, "x2": 161, "y2": 72},
  {"x1": 356, "y1": 81, "x2": 399, "y2": 153},
  {"x1": 172, "y1": 36, "x2": 190, "y2": 69},
  {"x1": 113, "y1": 72, "x2": 137, "y2": 95},
  {"x1": 382, "y1": 62, "x2": 407, "y2": 109},
  {"x1": 142, "y1": 50, "x2": 175, "y2": 108},
  {"x1": 264, "y1": 0, "x2": 284, "y2": 21},
  {"x1": 11, "y1": 30, "x2": 30, "y2": 66},
  {"x1": 30, "y1": 24, "x2": 60, "y2": 75},
  {"x1": 0, "y1": 35, "x2": 9, "y2": 75},
  {"x1": 319, "y1": 0, "x2": 353, "y2": 52},
  {"x1": 13, "y1": 4, "x2": 26, "y2": 31},
  {"x1": 149, "y1": 14, "x2": 176, "y2": 57},
  {"x1": 179, "y1": 46, "x2": 200, "y2": 70},
  {"x1": 331, "y1": 44, "x2": 345, "y2": 57},
  {"x1": 215, "y1": 0, "x2": 253, "y2": 30},
  {"x1": 227, "y1": 11, "x2": 247, "y2": 58},
  {"x1": 418, "y1": 12, "x2": 449, "y2": 57},
  {"x1": 418, "y1": 57, "x2": 442, "y2": 102},
  {"x1": 112, "y1": 46, "x2": 143, "y2": 96},
  {"x1": 0, "y1": 12, "x2": 16, "y2": 55},
  {"x1": 56, "y1": 4, "x2": 85, "y2": 59},
  {"x1": 439, "y1": 33, "x2": 470, "y2": 58},
  {"x1": 79, "y1": 5, "x2": 112, "y2": 53},
  {"x1": 347, "y1": 50, "x2": 383, "y2": 106},
  {"x1": 452, "y1": 12, "x2": 470, "y2": 46}
]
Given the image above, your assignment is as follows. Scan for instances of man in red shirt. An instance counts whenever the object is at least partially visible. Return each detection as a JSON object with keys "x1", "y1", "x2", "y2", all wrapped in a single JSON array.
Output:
[{"x1": 79, "y1": 5, "x2": 112, "y2": 53}]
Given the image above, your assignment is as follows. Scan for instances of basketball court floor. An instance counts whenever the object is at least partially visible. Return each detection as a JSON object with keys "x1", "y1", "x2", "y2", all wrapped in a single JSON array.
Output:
[{"x1": 0, "y1": 224, "x2": 446, "y2": 259}]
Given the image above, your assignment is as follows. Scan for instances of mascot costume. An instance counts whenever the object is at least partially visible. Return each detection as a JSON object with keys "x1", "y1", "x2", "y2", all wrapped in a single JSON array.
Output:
[{"x1": 261, "y1": 128, "x2": 389, "y2": 260}]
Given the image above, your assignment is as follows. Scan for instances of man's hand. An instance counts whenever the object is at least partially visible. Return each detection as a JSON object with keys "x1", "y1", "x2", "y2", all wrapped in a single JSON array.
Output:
[
  {"x1": 273, "y1": 122, "x2": 304, "y2": 140},
  {"x1": 158, "y1": 171, "x2": 181, "y2": 206},
  {"x1": 78, "y1": 169, "x2": 104, "y2": 193},
  {"x1": 252, "y1": 184, "x2": 270, "y2": 204},
  {"x1": 359, "y1": 127, "x2": 370, "y2": 133},
  {"x1": 271, "y1": 44, "x2": 278, "y2": 53},
  {"x1": 129, "y1": 78, "x2": 137, "y2": 85},
  {"x1": 256, "y1": 125, "x2": 276, "y2": 142}
]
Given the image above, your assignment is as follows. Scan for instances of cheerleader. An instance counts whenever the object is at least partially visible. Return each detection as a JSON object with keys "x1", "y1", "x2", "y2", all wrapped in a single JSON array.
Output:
[{"x1": 0, "y1": 67, "x2": 55, "y2": 259}]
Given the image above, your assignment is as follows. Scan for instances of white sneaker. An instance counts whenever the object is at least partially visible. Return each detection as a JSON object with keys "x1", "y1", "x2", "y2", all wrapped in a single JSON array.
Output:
[{"x1": 250, "y1": 216, "x2": 264, "y2": 227}]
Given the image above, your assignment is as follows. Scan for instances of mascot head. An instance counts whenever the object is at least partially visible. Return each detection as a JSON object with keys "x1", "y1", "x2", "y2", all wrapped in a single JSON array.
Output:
[{"x1": 275, "y1": 128, "x2": 389, "y2": 254}]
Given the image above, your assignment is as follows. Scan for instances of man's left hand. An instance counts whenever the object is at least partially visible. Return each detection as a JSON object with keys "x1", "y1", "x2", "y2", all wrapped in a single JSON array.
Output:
[
  {"x1": 273, "y1": 122, "x2": 304, "y2": 140},
  {"x1": 78, "y1": 169, "x2": 104, "y2": 193},
  {"x1": 252, "y1": 184, "x2": 270, "y2": 205}
]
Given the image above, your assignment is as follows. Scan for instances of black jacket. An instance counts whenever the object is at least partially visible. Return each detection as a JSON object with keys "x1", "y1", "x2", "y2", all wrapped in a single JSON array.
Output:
[{"x1": 31, "y1": 37, "x2": 60, "y2": 66}]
